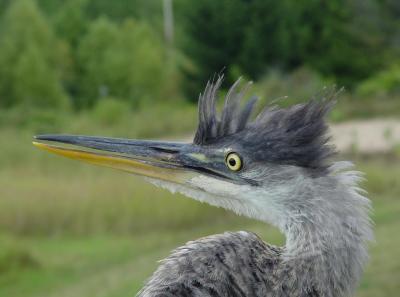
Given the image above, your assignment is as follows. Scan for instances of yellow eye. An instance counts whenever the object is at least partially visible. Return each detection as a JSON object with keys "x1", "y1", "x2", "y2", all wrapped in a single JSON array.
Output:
[{"x1": 225, "y1": 152, "x2": 242, "y2": 171}]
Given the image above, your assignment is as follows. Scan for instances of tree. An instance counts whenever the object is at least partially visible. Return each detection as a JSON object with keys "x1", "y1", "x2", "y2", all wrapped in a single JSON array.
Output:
[
  {"x1": 179, "y1": 0, "x2": 389, "y2": 97},
  {"x1": 53, "y1": 0, "x2": 88, "y2": 48},
  {"x1": 53, "y1": 0, "x2": 89, "y2": 102},
  {"x1": 293, "y1": 0, "x2": 385, "y2": 86},
  {"x1": 77, "y1": 17, "x2": 167, "y2": 108},
  {"x1": 84, "y1": 0, "x2": 163, "y2": 24},
  {"x1": 238, "y1": 0, "x2": 294, "y2": 76},
  {"x1": 0, "y1": 0, "x2": 69, "y2": 109},
  {"x1": 179, "y1": 0, "x2": 249, "y2": 98}
]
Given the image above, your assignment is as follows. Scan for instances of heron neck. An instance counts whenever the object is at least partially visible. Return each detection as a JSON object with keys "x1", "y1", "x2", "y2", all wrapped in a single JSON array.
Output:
[{"x1": 279, "y1": 173, "x2": 372, "y2": 297}]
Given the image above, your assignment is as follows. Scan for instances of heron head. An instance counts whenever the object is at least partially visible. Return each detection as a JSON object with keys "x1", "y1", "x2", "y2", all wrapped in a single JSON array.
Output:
[{"x1": 33, "y1": 77, "x2": 337, "y2": 230}]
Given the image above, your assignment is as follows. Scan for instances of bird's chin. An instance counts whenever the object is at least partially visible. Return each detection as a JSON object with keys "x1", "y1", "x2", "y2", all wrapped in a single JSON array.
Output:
[
  {"x1": 146, "y1": 174, "x2": 253, "y2": 214},
  {"x1": 143, "y1": 174, "x2": 233, "y2": 209}
]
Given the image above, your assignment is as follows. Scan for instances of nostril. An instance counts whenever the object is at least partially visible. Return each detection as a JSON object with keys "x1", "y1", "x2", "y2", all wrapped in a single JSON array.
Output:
[{"x1": 151, "y1": 147, "x2": 179, "y2": 154}]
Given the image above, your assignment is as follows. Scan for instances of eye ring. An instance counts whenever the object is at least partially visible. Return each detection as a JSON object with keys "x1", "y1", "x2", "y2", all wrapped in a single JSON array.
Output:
[{"x1": 225, "y1": 152, "x2": 242, "y2": 171}]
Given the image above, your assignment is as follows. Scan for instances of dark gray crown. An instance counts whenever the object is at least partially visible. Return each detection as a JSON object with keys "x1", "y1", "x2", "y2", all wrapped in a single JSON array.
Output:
[{"x1": 193, "y1": 76, "x2": 337, "y2": 171}]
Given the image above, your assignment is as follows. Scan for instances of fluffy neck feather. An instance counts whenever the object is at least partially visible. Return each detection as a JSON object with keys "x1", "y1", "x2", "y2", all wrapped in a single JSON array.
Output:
[{"x1": 279, "y1": 162, "x2": 372, "y2": 297}]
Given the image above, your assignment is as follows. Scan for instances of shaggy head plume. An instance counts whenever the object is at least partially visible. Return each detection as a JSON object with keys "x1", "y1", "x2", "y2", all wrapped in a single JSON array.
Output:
[{"x1": 194, "y1": 76, "x2": 337, "y2": 172}]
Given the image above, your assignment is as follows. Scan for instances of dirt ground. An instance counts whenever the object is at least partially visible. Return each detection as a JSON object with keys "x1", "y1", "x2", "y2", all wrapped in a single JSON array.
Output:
[{"x1": 330, "y1": 118, "x2": 400, "y2": 153}]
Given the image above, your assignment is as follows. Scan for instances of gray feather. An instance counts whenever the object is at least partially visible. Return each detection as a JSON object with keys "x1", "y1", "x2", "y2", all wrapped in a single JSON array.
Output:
[
  {"x1": 138, "y1": 232, "x2": 281, "y2": 297},
  {"x1": 194, "y1": 77, "x2": 336, "y2": 172}
]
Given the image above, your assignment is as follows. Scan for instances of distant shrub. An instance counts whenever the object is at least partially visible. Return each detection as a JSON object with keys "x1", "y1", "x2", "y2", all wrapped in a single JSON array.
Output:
[
  {"x1": 0, "y1": 106, "x2": 69, "y2": 132},
  {"x1": 0, "y1": 0, "x2": 70, "y2": 109},
  {"x1": 92, "y1": 97, "x2": 131, "y2": 126},
  {"x1": 254, "y1": 67, "x2": 332, "y2": 105},
  {"x1": 77, "y1": 17, "x2": 167, "y2": 108},
  {"x1": 129, "y1": 103, "x2": 197, "y2": 138},
  {"x1": 357, "y1": 65, "x2": 400, "y2": 97},
  {"x1": 251, "y1": 68, "x2": 362, "y2": 122}
]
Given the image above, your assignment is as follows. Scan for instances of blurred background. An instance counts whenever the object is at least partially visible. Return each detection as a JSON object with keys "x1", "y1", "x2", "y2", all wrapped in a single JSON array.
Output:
[{"x1": 0, "y1": 0, "x2": 399, "y2": 296}]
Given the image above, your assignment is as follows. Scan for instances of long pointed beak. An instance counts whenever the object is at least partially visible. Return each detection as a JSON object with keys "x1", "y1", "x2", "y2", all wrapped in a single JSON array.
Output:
[{"x1": 33, "y1": 134, "x2": 199, "y2": 184}]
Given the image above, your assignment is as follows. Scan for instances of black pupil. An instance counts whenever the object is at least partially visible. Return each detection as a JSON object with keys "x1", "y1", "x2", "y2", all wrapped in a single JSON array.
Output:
[{"x1": 229, "y1": 158, "x2": 236, "y2": 167}]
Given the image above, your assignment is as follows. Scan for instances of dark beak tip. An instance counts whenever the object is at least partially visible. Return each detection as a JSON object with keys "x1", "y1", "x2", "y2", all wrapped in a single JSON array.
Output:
[
  {"x1": 33, "y1": 135, "x2": 47, "y2": 141},
  {"x1": 33, "y1": 134, "x2": 73, "y2": 143},
  {"x1": 33, "y1": 135, "x2": 51, "y2": 142},
  {"x1": 34, "y1": 134, "x2": 51, "y2": 140}
]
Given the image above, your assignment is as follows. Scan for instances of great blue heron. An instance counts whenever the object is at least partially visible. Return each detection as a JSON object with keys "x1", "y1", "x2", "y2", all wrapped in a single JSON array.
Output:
[{"x1": 33, "y1": 77, "x2": 372, "y2": 297}]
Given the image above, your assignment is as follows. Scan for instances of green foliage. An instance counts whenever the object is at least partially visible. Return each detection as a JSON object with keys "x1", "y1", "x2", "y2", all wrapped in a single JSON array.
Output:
[
  {"x1": 254, "y1": 67, "x2": 331, "y2": 104},
  {"x1": 0, "y1": 0, "x2": 398, "y2": 112},
  {"x1": 357, "y1": 64, "x2": 400, "y2": 97},
  {"x1": 77, "y1": 17, "x2": 167, "y2": 108},
  {"x1": 91, "y1": 97, "x2": 131, "y2": 126},
  {"x1": 0, "y1": 0, "x2": 397, "y2": 127},
  {"x1": 85, "y1": 0, "x2": 163, "y2": 23},
  {"x1": 0, "y1": 0, "x2": 170, "y2": 111},
  {"x1": 12, "y1": 45, "x2": 69, "y2": 109},
  {"x1": 180, "y1": 0, "x2": 392, "y2": 97},
  {"x1": 178, "y1": 0, "x2": 249, "y2": 98},
  {"x1": 53, "y1": 0, "x2": 88, "y2": 47},
  {"x1": 0, "y1": 0, "x2": 69, "y2": 109},
  {"x1": 0, "y1": 106, "x2": 69, "y2": 133},
  {"x1": 252, "y1": 67, "x2": 400, "y2": 121}
]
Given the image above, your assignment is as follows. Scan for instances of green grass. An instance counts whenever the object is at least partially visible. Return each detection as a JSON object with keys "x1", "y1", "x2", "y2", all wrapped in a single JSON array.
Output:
[
  {"x1": 0, "y1": 124, "x2": 399, "y2": 296},
  {"x1": 355, "y1": 156, "x2": 400, "y2": 297}
]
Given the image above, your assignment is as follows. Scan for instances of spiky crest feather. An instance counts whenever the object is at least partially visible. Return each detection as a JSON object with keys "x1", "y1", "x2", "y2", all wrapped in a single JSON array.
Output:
[{"x1": 194, "y1": 76, "x2": 337, "y2": 171}]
